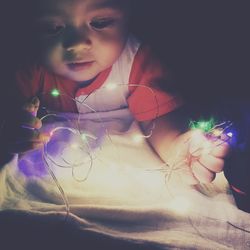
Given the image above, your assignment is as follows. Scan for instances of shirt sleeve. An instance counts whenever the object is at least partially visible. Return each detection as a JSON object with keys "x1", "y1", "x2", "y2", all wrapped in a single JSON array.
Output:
[{"x1": 127, "y1": 45, "x2": 183, "y2": 122}]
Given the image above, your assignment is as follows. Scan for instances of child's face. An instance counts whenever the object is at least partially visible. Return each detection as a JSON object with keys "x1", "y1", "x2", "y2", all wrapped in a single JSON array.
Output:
[{"x1": 35, "y1": 0, "x2": 129, "y2": 82}]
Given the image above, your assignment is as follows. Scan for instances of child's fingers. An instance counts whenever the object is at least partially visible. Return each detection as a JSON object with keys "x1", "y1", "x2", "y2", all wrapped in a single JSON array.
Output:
[
  {"x1": 22, "y1": 117, "x2": 42, "y2": 129},
  {"x1": 188, "y1": 130, "x2": 207, "y2": 155},
  {"x1": 19, "y1": 128, "x2": 49, "y2": 142},
  {"x1": 188, "y1": 130, "x2": 230, "y2": 159},
  {"x1": 7, "y1": 132, "x2": 49, "y2": 153},
  {"x1": 177, "y1": 164, "x2": 200, "y2": 185},
  {"x1": 19, "y1": 111, "x2": 42, "y2": 129},
  {"x1": 191, "y1": 161, "x2": 216, "y2": 183},
  {"x1": 22, "y1": 96, "x2": 40, "y2": 116},
  {"x1": 8, "y1": 141, "x2": 45, "y2": 153},
  {"x1": 210, "y1": 140, "x2": 230, "y2": 158},
  {"x1": 37, "y1": 133, "x2": 50, "y2": 142},
  {"x1": 198, "y1": 154, "x2": 225, "y2": 173}
]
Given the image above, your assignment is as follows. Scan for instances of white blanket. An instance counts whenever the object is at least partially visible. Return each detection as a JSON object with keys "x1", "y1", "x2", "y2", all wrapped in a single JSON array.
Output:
[{"x1": 1, "y1": 111, "x2": 250, "y2": 250}]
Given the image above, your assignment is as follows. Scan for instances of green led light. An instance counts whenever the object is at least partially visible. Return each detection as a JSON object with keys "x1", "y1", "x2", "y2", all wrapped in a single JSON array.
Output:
[
  {"x1": 51, "y1": 88, "x2": 60, "y2": 97},
  {"x1": 189, "y1": 118, "x2": 215, "y2": 132}
]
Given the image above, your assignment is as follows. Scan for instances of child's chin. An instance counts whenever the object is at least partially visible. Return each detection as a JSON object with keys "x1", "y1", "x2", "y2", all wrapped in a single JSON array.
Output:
[{"x1": 66, "y1": 72, "x2": 97, "y2": 83}]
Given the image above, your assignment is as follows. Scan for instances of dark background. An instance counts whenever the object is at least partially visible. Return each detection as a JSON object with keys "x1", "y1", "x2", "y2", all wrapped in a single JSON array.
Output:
[
  {"x1": 130, "y1": 0, "x2": 249, "y2": 105},
  {"x1": 1, "y1": 0, "x2": 249, "y2": 112}
]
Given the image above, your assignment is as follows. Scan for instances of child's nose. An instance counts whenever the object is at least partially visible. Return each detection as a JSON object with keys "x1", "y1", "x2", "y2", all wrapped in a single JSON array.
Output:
[{"x1": 63, "y1": 28, "x2": 92, "y2": 52}]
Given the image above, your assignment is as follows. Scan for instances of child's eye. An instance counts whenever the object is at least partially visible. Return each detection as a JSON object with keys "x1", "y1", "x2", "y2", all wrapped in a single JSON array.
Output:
[{"x1": 90, "y1": 19, "x2": 115, "y2": 30}]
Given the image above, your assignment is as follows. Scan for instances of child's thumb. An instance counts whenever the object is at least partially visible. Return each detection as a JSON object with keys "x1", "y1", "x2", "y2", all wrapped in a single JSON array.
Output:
[
  {"x1": 188, "y1": 129, "x2": 208, "y2": 155},
  {"x1": 23, "y1": 96, "x2": 40, "y2": 116}
]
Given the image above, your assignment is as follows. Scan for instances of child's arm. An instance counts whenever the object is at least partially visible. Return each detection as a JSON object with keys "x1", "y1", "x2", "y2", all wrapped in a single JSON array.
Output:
[{"x1": 140, "y1": 107, "x2": 230, "y2": 185}]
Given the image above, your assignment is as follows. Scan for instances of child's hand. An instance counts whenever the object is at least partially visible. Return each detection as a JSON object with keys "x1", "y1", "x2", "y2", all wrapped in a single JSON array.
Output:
[
  {"x1": 1, "y1": 97, "x2": 49, "y2": 154},
  {"x1": 167, "y1": 130, "x2": 230, "y2": 185}
]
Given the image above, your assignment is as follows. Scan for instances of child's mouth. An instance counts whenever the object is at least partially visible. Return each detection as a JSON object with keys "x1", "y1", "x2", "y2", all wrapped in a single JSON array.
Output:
[{"x1": 67, "y1": 61, "x2": 94, "y2": 72}]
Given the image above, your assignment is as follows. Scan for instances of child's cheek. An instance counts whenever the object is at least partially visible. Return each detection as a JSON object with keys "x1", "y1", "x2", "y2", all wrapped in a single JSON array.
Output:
[
  {"x1": 100, "y1": 23, "x2": 128, "y2": 42},
  {"x1": 94, "y1": 25, "x2": 128, "y2": 56},
  {"x1": 38, "y1": 39, "x2": 63, "y2": 65}
]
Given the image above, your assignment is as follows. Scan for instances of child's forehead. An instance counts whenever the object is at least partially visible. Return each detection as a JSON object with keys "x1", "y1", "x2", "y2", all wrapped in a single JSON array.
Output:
[{"x1": 36, "y1": 0, "x2": 127, "y2": 16}]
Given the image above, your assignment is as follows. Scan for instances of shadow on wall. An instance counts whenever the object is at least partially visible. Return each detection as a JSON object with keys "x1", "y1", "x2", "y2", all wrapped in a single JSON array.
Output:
[{"x1": 130, "y1": 0, "x2": 249, "y2": 106}]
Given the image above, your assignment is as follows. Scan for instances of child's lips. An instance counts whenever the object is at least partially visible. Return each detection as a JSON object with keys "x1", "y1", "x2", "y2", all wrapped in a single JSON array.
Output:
[{"x1": 67, "y1": 61, "x2": 94, "y2": 72}]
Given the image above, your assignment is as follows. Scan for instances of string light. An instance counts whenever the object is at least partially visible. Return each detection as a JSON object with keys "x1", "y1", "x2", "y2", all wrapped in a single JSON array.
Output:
[
  {"x1": 81, "y1": 133, "x2": 97, "y2": 142},
  {"x1": 51, "y1": 88, "x2": 60, "y2": 97},
  {"x1": 190, "y1": 118, "x2": 215, "y2": 133},
  {"x1": 16, "y1": 85, "x2": 249, "y2": 237},
  {"x1": 211, "y1": 128, "x2": 223, "y2": 137},
  {"x1": 20, "y1": 83, "x2": 160, "y2": 219},
  {"x1": 105, "y1": 82, "x2": 117, "y2": 91},
  {"x1": 132, "y1": 134, "x2": 145, "y2": 143}
]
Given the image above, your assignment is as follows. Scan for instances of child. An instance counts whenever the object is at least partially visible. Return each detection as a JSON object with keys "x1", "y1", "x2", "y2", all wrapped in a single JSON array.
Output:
[{"x1": 1, "y1": 0, "x2": 229, "y2": 187}]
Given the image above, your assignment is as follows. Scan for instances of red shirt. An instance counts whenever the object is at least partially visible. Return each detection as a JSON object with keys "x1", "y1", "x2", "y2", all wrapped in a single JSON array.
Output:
[{"x1": 16, "y1": 44, "x2": 182, "y2": 121}]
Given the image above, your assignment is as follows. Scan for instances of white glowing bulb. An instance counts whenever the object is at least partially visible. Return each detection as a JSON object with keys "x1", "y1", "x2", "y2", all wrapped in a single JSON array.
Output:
[
  {"x1": 212, "y1": 128, "x2": 223, "y2": 137},
  {"x1": 81, "y1": 134, "x2": 88, "y2": 141},
  {"x1": 132, "y1": 134, "x2": 144, "y2": 143},
  {"x1": 227, "y1": 132, "x2": 233, "y2": 138},
  {"x1": 81, "y1": 133, "x2": 97, "y2": 141},
  {"x1": 106, "y1": 83, "x2": 117, "y2": 91},
  {"x1": 168, "y1": 196, "x2": 191, "y2": 214}
]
